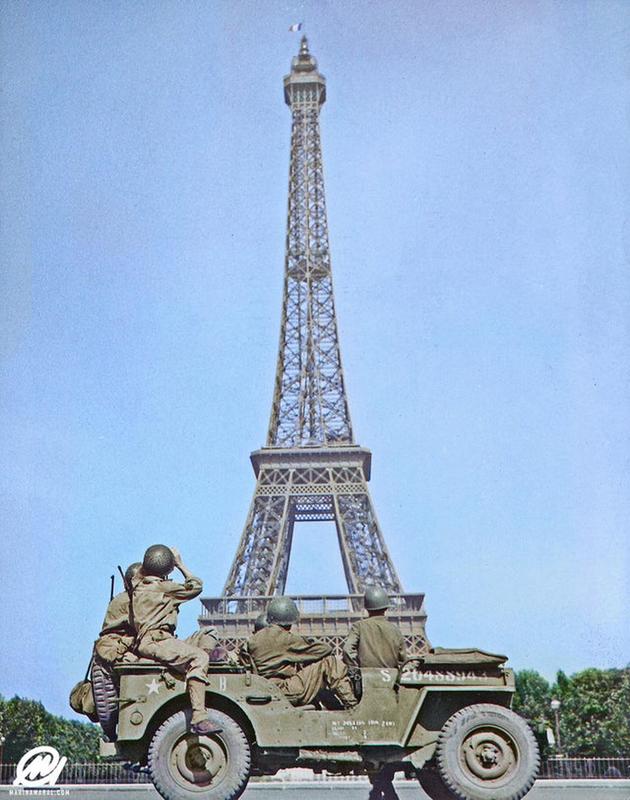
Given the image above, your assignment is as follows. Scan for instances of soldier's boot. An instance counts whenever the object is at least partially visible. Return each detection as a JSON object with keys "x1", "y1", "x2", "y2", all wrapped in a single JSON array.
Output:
[{"x1": 188, "y1": 678, "x2": 222, "y2": 735}]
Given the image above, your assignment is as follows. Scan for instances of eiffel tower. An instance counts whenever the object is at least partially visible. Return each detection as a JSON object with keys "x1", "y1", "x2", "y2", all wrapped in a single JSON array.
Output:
[{"x1": 200, "y1": 38, "x2": 428, "y2": 655}]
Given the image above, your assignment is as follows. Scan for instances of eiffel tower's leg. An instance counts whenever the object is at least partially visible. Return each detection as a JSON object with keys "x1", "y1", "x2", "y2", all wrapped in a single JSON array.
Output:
[
  {"x1": 268, "y1": 504, "x2": 296, "y2": 596},
  {"x1": 223, "y1": 489, "x2": 290, "y2": 597},
  {"x1": 334, "y1": 490, "x2": 403, "y2": 594}
]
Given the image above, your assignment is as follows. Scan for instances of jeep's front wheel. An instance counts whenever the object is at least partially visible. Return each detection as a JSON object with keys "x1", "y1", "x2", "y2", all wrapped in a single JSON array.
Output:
[
  {"x1": 148, "y1": 709, "x2": 251, "y2": 800},
  {"x1": 435, "y1": 703, "x2": 539, "y2": 800}
]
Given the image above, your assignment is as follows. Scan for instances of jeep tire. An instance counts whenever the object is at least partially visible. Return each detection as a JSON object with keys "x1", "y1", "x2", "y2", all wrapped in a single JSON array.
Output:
[
  {"x1": 436, "y1": 703, "x2": 539, "y2": 800},
  {"x1": 148, "y1": 708, "x2": 251, "y2": 800},
  {"x1": 90, "y1": 659, "x2": 119, "y2": 740},
  {"x1": 418, "y1": 767, "x2": 458, "y2": 800}
]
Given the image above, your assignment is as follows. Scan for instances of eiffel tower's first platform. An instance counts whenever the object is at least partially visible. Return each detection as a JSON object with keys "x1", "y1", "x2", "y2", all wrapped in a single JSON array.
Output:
[{"x1": 200, "y1": 38, "x2": 429, "y2": 655}]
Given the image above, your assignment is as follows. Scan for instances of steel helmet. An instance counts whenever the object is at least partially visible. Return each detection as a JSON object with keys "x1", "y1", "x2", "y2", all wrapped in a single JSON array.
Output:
[
  {"x1": 364, "y1": 585, "x2": 390, "y2": 612},
  {"x1": 253, "y1": 613, "x2": 269, "y2": 632},
  {"x1": 267, "y1": 596, "x2": 299, "y2": 626},
  {"x1": 124, "y1": 561, "x2": 143, "y2": 586},
  {"x1": 142, "y1": 545, "x2": 175, "y2": 577}
]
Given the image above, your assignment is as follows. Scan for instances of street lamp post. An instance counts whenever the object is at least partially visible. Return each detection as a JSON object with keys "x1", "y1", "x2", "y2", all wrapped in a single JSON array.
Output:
[
  {"x1": 0, "y1": 734, "x2": 5, "y2": 782},
  {"x1": 550, "y1": 698, "x2": 562, "y2": 754}
]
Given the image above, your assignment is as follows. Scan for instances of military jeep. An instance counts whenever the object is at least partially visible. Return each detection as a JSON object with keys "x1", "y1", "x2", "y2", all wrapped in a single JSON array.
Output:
[{"x1": 96, "y1": 647, "x2": 539, "y2": 800}]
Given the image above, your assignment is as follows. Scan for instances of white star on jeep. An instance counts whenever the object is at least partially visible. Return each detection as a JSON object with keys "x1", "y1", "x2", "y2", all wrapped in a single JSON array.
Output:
[{"x1": 146, "y1": 679, "x2": 160, "y2": 695}]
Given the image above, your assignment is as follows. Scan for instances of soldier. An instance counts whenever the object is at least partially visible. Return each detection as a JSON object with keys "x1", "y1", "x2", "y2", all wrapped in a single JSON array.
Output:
[
  {"x1": 238, "y1": 612, "x2": 269, "y2": 669},
  {"x1": 94, "y1": 561, "x2": 143, "y2": 665},
  {"x1": 132, "y1": 544, "x2": 221, "y2": 735},
  {"x1": 343, "y1": 586, "x2": 406, "y2": 669},
  {"x1": 247, "y1": 596, "x2": 357, "y2": 708},
  {"x1": 253, "y1": 612, "x2": 269, "y2": 633},
  {"x1": 94, "y1": 562, "x2": 219, "y2": 665}
]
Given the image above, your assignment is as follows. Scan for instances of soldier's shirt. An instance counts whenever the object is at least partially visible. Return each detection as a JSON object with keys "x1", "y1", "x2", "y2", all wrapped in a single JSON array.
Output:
[
  {"x1": 99, "y1": 591, "x2": 132, "y2": 636},
  {"x1": 343, "y1": 615, "x2": 406, "y2": 669},
  {"x1": 133, "y1": 575, "x2": 203, "y2": 641},
  {"x1": 247, "y1": 624, "x2": 333, "y2": 679}
]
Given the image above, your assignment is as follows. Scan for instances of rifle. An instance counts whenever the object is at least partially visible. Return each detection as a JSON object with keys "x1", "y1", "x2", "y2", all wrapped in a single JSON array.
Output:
[
  {"x1": 118, "y1": 564, "x2": 137, "y2": 644},
  {"x1": 85, "y1": 573, "x2": 114, "y2": 681}
]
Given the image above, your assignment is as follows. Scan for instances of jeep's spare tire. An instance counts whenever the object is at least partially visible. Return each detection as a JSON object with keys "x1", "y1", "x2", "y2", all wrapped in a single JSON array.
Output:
[
  {"x1": 436, "y1": 703, "x2": 539, "y2": 800},
  {"x1": 148, "y1": 709, "x2": 250, "y2": 800},
  {"x1": 90, "y1": 660, "x2": 119, "y2": 740}
]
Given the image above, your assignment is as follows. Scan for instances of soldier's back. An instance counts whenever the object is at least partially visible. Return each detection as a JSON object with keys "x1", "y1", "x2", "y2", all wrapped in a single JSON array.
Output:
[
  {"x1": 351, "y1": 616, "x2": 405, "y2": 668},
  {"x1": 247, "y1": 625, "x2": 294, "y2": 677},
  {"x1": 100, "y1": 591, "x2": 131, "y2": 635}
]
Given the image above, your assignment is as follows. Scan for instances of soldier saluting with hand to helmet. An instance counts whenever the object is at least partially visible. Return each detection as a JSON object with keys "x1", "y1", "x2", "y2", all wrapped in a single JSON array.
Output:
[{"x1": 132, "y1": 544, "x2": 221, "y2": 735}]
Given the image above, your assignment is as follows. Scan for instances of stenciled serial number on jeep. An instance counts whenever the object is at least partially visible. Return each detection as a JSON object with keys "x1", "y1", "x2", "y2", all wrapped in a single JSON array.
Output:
[
  {"x1": 400, "y1": 670, "x2": 497, "y2": 684},
  {"x1": 329, "y1": 718, "x2": 397, "y2": 739}
]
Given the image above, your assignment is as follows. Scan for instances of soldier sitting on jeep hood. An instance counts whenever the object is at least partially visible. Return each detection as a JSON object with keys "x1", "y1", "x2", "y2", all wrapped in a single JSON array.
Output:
[
  {"x1": 94, "y1": 561, "x2": 143, "y2": 665},
  {"x1": 132, "y1": 544, "x2": 222, "y2": 736}
]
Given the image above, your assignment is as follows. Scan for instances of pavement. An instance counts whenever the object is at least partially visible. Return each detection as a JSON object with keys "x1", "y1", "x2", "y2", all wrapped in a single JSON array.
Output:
[{"x1": 1, "y1": 781, "x2": 630, "y2": 799}]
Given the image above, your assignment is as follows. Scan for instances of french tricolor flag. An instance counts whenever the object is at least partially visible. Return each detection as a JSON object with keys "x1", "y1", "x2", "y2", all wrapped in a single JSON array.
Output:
[{"x1": 288, "y1": 22, "x2": 303, "y2": 32}]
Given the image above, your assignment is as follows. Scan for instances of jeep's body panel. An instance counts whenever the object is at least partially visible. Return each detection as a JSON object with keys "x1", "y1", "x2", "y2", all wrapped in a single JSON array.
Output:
[{"x1": 113, "y1": 661, "x2": 514, "y2": 763}]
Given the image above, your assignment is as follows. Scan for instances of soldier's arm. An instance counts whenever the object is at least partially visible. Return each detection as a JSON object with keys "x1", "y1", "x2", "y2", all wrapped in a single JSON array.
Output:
[
  {"x1": 161, "y1": 577, "x2": 203, "y2": 601},
  {"x1": 397, "y1": 631, "x2": 407, "y2": 666},
  {"x1": 342, "y1": 623, "x2": 360, "y2": 666},
  {"x1": 166, "y1": 548, "x2": 203, "y2": 601},
  {"x1": 238, "y1": 641, "x2": 253, "y2": 669},
  {"x1": 286, "y1": 632, "x2": 333, "y2": 665}
]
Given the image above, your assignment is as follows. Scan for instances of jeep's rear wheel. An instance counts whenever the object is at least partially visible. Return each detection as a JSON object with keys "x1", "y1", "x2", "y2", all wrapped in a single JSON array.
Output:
[
  {"x1": 148, "y1": 709, "x2": 251, "y2": 800},
  {"x1": 436, "y1": 703, "x2": 539, "y2": 800}
]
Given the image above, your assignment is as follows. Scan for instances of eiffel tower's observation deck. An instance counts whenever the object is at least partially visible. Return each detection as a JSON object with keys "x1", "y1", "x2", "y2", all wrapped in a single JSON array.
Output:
[{"x1": 200, "y1": 38, "x2": 429, "y2": 655}]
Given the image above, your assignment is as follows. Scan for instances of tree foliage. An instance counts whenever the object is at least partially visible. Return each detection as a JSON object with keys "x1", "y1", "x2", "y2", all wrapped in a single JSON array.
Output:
[
  {"x1": 513, "y1": 669, "x2": 552, "y2": 727},
  {"x1": 556, "y1": 667, "x2": 630, "y2": 756},
  {"x1": 514, "y1": 667, "x2": 630, "y2": 757},
  {"x1": 0, "y1": 695, "x2": 100, "y2": 762}
]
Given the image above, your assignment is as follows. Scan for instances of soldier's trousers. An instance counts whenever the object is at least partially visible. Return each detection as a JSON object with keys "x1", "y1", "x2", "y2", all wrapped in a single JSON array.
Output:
[
  {"x1": 96, "y1": 629, "x2": 218, "y2": 668},
  {"x1": 135, "y1": 630, "x2": 210, "y2": 684},
  {"x1": 275, "y1": 655, "x2": 357, "y2": 708}
]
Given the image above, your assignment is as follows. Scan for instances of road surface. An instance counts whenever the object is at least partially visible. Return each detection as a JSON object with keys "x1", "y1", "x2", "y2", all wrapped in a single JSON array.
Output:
[{"x1": 2, "y1": 780, "x2": 629, "y2": 798}]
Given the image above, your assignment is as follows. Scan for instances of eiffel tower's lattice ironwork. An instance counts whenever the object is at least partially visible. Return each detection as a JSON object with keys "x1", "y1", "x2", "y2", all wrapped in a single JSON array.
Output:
[{"x1": 201, "y1": 38, "x2": 428, "y2": 654}]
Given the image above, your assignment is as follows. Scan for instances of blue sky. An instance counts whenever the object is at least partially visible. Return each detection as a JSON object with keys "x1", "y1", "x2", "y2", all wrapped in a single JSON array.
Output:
[{"x1": 1, "y1": 0, "x2": 628, "y2": 719}]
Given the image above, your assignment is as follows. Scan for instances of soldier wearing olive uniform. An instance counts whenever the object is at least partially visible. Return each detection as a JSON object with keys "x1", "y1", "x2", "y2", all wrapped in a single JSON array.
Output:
[
  {"x1": 132, "y1": 545, "x2": 220, "y2": 735},
  {"x1": 95, "y1": 562, "x2": 219, "y2": 664},
  {"x1": 94, "y1": 562, "x2": 143, "y2": 665},
  {"x1": 238, "y1": 613, "x2": 269, "y2": 669},
  {"x1": 343, "y1": 586, "x2": 406, "y2": 669},
  {"x1": 248, "y1": 597, "x2": 357, "y2": 708}
]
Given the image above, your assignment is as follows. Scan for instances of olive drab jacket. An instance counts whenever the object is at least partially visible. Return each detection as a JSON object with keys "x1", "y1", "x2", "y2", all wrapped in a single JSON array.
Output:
[
  {"x1": 247, "y1": 623, "x2": 333, "y2": 679},
  {"x1": 99, "y1": 591, "x2": 133, "y2": 637},
  {"x1": 94, "y1": 586, "x2": 137, "y2": 663},
  {"x1": 132, "y1": 575, "x2": 203, "y2": 641},
  {"x1": 342, "y1": 615, "x2": 406, "y2": 669}
]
